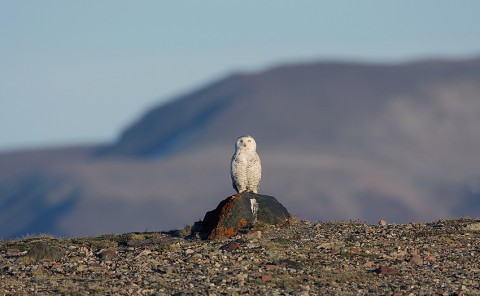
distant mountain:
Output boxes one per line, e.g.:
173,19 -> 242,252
2,57 -> 480,239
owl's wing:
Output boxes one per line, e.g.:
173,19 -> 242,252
230,155 -> 239,192
252,153 -> 262,176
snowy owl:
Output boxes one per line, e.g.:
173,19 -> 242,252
230,135 -> 262,194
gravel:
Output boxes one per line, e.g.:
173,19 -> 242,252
1,217 -> 479,295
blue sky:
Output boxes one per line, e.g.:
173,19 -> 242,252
1,1 -> 479,151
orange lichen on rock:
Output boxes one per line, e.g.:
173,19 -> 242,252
237,218 -> 248,229
219,198 -> 235,218
207,200 -> 245,239
207,225 -> 236,240
206,200 -> 252,239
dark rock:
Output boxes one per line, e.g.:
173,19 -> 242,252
25,242 -> 65,261
253,193 -> 291,225
199,193 -> 290,240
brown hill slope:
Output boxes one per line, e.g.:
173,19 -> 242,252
1,57 -> 480,238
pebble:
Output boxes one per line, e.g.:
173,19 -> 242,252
261,275 -> 272,282
76,265 -> 86,272
350,247 -> 361,254
98,249 -> 118,260
221,241 -> 242,252
409,255 -> 423,266
378,220 -> 387,226
375,265 -> 399,275
264,264 -> 279,270
247,231 -> 262,240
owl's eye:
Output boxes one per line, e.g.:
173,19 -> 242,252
248,140 -> 251,142
240,140 -> 243,143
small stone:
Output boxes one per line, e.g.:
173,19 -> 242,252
261,275 -> 273,282
393,291 -> 403,296
192,253 -> 202,259
247,231 -> 262,240
264,264 -> 279,270
409,255 -> 423,266
98,249 -> 118,260
185,249 -> 194,255
374,265 -> 399,275
236,273 -> 246,281
363,261 -> 375,268
318,242 -> 331,249
89,263 -> 101,270
221,241 -> 242,252
425,255 -> 436,263
292,289 -> 309,296
138,249 -> 152,257
350,247 -> 361,254
378,220 -> 387,226
76,265 -> 86,272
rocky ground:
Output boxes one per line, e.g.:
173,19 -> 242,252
1,217 -> 479,295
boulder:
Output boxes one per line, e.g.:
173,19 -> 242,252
25,242 -> 65,261
199,192 -> 290,240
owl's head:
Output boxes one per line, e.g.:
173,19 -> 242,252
235,135 -> 257,152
